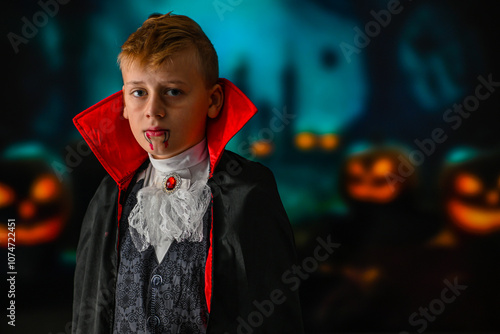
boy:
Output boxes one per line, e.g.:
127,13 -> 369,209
72,12 -> 303,334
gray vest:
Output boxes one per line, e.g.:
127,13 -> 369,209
113,178 -> 210,334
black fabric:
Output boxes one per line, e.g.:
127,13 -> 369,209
72,150 -> 304,334
72,174 -> 119,334
113,178 -> 210,334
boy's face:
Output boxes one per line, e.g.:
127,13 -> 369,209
122,48 -> 222,159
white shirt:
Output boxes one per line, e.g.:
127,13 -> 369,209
136,138 -> 210,262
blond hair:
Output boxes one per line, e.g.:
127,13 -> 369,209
118,13 -> 219,86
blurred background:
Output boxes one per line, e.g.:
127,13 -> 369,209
2,0 -> 500,333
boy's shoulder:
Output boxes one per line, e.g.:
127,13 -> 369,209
86,174 -> 119,214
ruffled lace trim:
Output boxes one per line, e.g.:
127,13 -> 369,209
127,180 -> 211,252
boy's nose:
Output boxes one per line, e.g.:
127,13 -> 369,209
145,96 -> 166,118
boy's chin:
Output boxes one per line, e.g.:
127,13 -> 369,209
148,147 -> 172,159
140,141 -> 170,158
151,153 -> 172,159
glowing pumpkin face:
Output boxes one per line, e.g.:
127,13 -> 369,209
444,155 -> 500,234
0,157 -> 71,246
342,149 -> 414,204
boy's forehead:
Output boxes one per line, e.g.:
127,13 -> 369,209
122,48 -> 203,84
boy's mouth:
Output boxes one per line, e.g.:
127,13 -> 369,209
144,129 -> 170,150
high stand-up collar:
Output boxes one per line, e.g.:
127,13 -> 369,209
73,78 -> 257,189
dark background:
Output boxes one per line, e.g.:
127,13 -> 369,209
2,0 -> 500,333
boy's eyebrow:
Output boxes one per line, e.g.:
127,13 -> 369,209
125,80 -> 145,86
124,79 -> 188,86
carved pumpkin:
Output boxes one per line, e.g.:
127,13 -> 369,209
442,152 -> 500,235
341,147 -> 416,204
0,148 -> 72,246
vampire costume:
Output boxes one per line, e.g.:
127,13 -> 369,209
71,79 -> 304,333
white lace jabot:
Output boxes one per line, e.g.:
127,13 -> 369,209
128,138 -> 211,262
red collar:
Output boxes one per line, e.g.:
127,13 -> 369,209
73,78 -> 257,188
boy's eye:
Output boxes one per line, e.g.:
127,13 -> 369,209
132,89 -> 147,97
166,89 -> 182,97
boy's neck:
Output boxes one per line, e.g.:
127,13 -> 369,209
148,138 -> 208,173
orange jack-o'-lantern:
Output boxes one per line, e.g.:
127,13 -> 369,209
442,152 -> 500,235
341,147 -> 416,204
0,151 -> 72,246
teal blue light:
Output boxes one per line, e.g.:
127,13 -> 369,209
60,250 -> 77,266
345,141 -> 372,156
445,147 -> 479,164
3,142 -> 47,159
40,21 -> 62,70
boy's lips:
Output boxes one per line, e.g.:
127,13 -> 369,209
144,129 -> 170,143
146,130 -> 168,137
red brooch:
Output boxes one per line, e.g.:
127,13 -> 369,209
163,173 -> 181,194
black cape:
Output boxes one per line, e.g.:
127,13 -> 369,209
72,150 -> 304,333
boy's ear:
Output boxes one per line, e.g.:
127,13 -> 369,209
207,83 -> 223,119
122,86 -> 129,119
